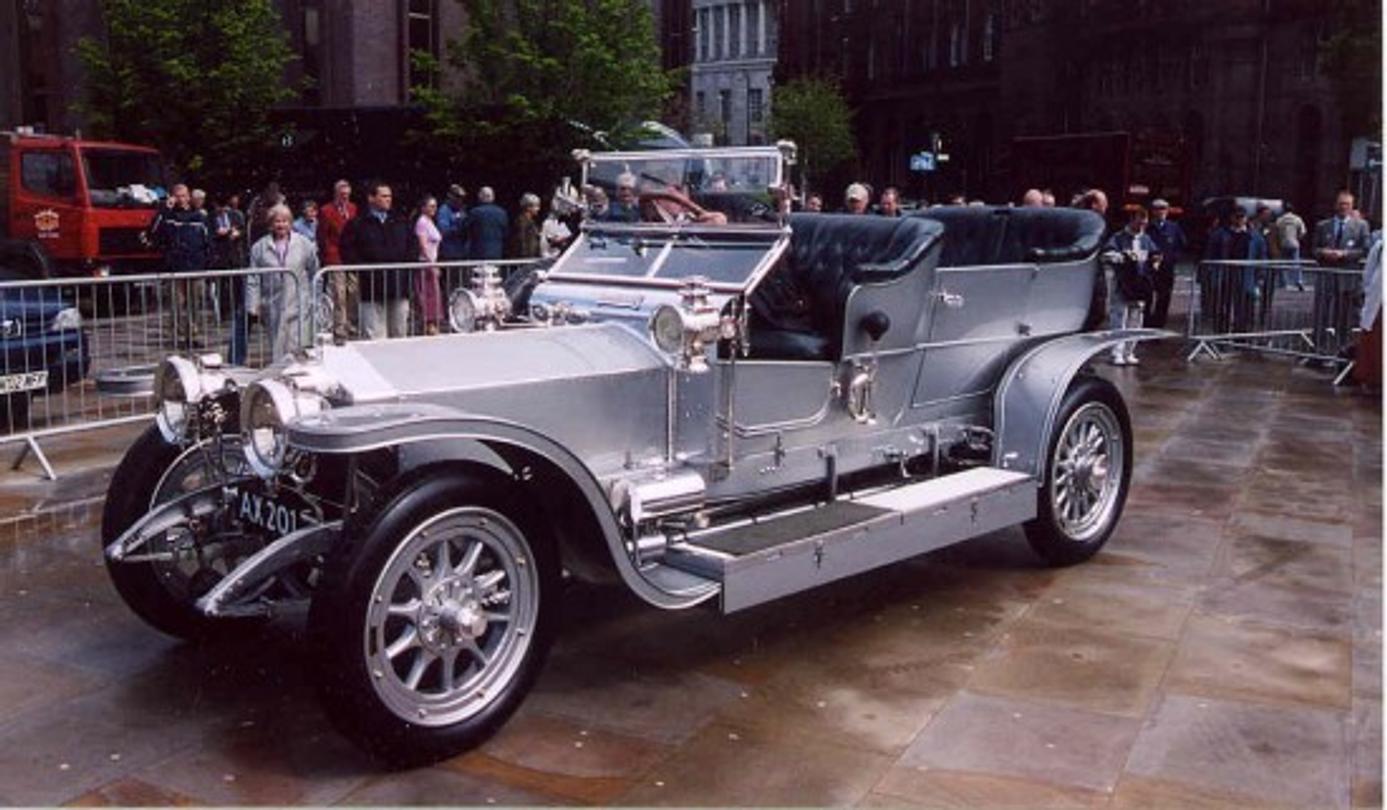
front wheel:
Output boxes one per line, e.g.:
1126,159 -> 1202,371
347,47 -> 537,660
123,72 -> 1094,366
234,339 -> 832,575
308,471 -> 557,766
1024,375 -> 1132,566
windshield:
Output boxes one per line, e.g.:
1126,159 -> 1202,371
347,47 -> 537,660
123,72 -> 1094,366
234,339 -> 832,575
581,147 -> 787,226
549,226 -> 787,291
81,149 -> 167,208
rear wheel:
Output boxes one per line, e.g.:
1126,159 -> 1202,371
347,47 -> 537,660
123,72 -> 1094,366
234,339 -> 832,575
309,471 -> 557,766
1024,375 -> 1132,566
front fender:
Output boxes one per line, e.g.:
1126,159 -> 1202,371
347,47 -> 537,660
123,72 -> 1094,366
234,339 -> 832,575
993,329 -> 1171,477
287,402 -> 717,610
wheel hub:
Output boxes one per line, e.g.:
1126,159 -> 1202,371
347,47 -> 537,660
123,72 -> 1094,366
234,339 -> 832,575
418,578 -> 488,652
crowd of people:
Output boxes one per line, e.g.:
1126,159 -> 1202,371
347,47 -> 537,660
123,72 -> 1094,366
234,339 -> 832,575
142,169 -> 1378,379
143,177 -> 569,357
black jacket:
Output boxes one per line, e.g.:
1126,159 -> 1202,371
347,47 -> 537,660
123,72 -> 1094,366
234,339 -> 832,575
148,205 -> 211,273
340,210 -> 415,301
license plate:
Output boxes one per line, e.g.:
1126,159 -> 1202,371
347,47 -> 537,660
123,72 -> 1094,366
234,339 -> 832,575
234,487 -> 317,538
0,371 -> 48,394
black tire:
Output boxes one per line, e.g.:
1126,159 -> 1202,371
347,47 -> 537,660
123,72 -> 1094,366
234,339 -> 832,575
100,425 -> 265,640
0,393 -> 31,434
308,469 -> 558,767
1023,375 -> 1132,566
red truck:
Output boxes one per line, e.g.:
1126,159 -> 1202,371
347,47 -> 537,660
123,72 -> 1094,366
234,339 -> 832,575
0,130 -> 169,278
1009,131 -> 1193,220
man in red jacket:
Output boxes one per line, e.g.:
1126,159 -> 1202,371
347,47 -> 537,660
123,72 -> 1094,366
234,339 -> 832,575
318,179 -> 359,340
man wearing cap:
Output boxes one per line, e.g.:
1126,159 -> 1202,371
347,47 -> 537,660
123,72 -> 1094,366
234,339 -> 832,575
1204,205 -> 1268,333
437,184 -> 469,262
1145,199 -> 1187,328
844,183 -> 869,214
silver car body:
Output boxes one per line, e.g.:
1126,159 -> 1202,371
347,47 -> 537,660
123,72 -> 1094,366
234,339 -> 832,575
111,145 -> 1162,618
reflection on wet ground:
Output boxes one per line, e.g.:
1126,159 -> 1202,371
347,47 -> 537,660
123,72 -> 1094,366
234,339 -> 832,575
0,342 -> 1378,807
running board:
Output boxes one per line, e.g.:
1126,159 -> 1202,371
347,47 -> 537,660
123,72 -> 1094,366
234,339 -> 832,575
663,467 -> 1036,613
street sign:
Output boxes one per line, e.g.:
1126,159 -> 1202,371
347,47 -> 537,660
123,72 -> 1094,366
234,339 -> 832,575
910,152 -> 936,172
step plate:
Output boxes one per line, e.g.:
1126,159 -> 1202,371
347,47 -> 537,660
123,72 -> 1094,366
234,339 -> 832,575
693,501 -> 890,557
665,468 -> 1037,613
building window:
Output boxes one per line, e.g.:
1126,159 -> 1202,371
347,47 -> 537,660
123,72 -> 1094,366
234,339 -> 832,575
697,90 -> 707,121
405,0 -> 439,96
729,3 -> 741,58
748,87 -> 764,124
747,1 -> 761,57
867,39 -> 877,80
301,3 -> 323,105
981,11 -> 996,62
948,20 -> 965,67
713,5 -> 723,60
720,88 -> 732,123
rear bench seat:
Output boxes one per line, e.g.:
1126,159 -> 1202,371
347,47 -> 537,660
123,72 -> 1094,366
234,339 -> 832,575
913,206 -> 1106,267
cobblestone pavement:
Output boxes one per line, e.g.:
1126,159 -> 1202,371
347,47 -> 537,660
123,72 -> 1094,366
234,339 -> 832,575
0,342 -> 1378,807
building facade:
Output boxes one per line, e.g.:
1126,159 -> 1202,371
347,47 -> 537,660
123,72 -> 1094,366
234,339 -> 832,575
0,0 -> 468,134
777,0 -> 1379,218
690,0 -> 778,145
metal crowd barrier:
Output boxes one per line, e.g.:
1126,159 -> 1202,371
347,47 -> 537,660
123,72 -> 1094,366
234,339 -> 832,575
312,259 -> 544,339
0,267 -> 303,478
1185,259 -> 1366,382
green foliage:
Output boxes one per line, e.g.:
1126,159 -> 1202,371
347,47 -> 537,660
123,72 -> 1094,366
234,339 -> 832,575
416,0 -> 675,183
768,78 -> 857,192
76,0 -> 297,185
1319,0 -> 1382,135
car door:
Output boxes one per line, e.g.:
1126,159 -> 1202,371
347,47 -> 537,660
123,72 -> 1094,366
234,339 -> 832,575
11,146 -> 84,265
912,263 -> 1038,407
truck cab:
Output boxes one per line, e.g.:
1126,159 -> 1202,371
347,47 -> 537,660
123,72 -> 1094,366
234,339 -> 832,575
0,130 -> 168,278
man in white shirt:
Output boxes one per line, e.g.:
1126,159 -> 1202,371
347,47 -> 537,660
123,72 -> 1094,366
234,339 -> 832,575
1274,203 -> 1307,289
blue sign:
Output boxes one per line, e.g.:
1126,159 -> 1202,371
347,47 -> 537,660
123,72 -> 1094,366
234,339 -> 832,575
910,152 -> 936,172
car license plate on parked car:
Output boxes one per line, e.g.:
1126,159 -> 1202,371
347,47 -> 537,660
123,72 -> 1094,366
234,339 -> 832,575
0,371 -> 48,394
234,487 -> 317,538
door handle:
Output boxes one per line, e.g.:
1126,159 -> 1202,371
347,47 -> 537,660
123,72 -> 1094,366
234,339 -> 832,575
935,291 -> 965,309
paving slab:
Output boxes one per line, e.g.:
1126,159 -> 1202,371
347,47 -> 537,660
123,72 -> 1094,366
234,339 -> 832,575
1124,693 -> 1350,809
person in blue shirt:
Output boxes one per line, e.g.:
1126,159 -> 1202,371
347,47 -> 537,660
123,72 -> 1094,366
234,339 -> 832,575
465,186 -> 509,261
1101,207 -> 1162,365
292,200 -> 318,242
1145,198 -> 1186,328
437,184 -> 469,261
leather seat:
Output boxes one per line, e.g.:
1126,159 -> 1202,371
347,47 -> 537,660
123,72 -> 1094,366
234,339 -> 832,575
749,214 -> 943,361
913,206 -> 1104,266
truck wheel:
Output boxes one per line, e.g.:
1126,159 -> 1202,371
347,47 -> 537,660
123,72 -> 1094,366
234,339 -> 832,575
0,394 -> 31,433
308,471 -> 557,766
100,425 -> 265,640
1023,375 -> 1132,566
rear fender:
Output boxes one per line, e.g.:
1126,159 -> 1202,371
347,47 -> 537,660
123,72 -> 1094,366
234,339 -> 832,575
993,329 -> 1170,478
289,403 -> 716,610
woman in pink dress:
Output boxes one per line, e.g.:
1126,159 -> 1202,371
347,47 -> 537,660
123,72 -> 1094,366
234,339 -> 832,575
414,195 -> 444,335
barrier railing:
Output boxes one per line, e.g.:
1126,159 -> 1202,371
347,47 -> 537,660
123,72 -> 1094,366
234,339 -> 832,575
312,259 -> 544,340
1185,259 -> 1366,381
0,267 -> 303,478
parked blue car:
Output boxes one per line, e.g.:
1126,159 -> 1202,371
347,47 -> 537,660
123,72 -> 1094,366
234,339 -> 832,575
0,270 -> 89,429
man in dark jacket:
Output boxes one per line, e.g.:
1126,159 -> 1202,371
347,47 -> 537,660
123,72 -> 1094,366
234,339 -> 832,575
1145,198 -> 1187,328
339,181 -> 414,338
1204,206 -> 1269,333
466,186 -> 509,261
147,183 -> 211,348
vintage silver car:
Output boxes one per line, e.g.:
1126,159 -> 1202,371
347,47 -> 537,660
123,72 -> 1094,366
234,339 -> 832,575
102,144 -> 1160,764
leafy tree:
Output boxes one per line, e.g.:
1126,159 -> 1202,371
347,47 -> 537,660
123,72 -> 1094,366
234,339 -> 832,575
76,0 -> 296,186
769,78 -> 857,194
1319,0 -> 1382,135
414,0 -> 675,188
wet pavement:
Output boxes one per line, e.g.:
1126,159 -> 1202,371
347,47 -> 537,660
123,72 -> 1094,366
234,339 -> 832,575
0,342 -> 1378,807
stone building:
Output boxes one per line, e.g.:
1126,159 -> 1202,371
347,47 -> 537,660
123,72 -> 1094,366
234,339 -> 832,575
777,0 -> 1379,218
690,0 -> 778,145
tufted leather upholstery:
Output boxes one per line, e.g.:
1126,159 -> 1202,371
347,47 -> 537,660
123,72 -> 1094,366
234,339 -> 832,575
748,214 -> 943,360
913,206 -> 1105,266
